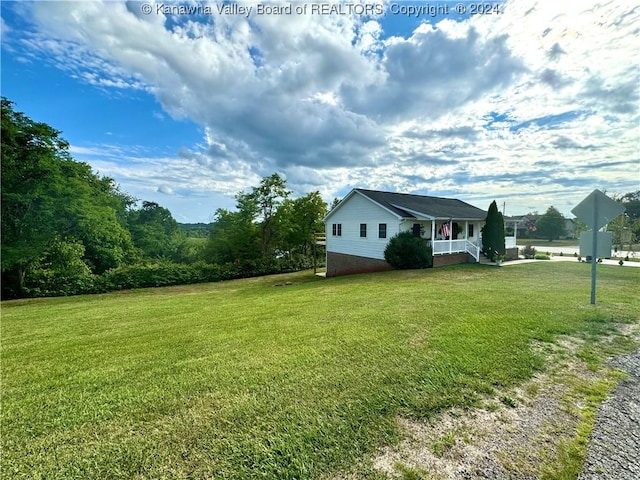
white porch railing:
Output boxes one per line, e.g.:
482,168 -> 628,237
431,239 -> 481,261
430,236 -> 513,262
466,240 -> 480,262
432,239 -> 467,254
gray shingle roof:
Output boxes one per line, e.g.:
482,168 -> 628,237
356,189 -> 487,220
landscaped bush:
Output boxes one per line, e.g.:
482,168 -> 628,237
520,245 -> 537,259
17,257 -> 316,299
534,253 -> 551,260
384,231 -> 433,269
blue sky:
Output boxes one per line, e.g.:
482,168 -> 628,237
2,1 -> 638,223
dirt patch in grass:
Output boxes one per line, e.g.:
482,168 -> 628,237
372,326 -> 639,480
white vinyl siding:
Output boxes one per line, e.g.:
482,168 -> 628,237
467,221 -> 481,241
325,193 -> 399,260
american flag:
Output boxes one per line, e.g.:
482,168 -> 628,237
441,223 -> 450,238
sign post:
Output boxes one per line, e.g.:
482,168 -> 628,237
571,190 -> 625,304
590,200 -> 598,304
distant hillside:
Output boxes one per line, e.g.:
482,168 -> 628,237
178,223 -> 213,238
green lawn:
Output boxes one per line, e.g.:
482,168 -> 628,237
2,263 -> 638,479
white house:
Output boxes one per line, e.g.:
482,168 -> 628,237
323,188 -> 489,277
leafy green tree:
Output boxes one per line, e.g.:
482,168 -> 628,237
536,206 -> 566,242
608,191 -> 639,249
173,238 -> 207,264
620,191 -> 640,219
248,173 -> 291,257
178,223 -> 213,238
277,192 -> 327,256
482,200 -> 505,260
1,97 -> 71,293
205,207 -> 260,264
571,218 -> 588,240
384,231 -> 432,269
27,237 -> 93,295
59,168 -> 136,273
620,191 -> 640,245
127,201 -> 183,259
1,98 -> 135,296
205,176 -> 324,263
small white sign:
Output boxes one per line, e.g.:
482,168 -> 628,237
579,231 -> 613,258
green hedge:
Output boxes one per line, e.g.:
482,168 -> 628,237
21,257 -> 314,298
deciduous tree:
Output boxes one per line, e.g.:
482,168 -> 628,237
1,98 -> 135,296
277,191 -> 327,256
128,201 -> 183,259
248,173 -> 291,257
536,206 -> 566,242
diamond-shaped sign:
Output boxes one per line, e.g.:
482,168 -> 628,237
571,189 -> 625,230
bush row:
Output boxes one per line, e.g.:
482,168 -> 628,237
22,257 -> 315,298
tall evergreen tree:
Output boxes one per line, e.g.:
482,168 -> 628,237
482,200 -> 505,261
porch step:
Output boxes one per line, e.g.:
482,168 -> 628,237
478,255 -> 494,265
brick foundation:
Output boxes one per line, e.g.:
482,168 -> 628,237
326,251 -> 475,277
432,253 -> 474,267
326,252 -> 393,277
506,247 -> 519,261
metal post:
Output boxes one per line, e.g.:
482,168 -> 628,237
591,199 -> 598,305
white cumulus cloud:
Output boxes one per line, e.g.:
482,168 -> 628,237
3,0 -> 638,219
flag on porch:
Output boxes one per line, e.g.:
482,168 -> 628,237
441,223 -> 450,238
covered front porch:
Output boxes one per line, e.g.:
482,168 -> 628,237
401,218 -> 518,263
400,218 -> 483,262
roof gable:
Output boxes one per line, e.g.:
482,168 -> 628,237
323,189 -> 404,222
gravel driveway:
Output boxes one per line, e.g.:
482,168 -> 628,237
579,347 -> 640,479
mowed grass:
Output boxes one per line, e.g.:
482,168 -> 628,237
2,263 -> 638,479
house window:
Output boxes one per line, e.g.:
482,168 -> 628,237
468,224 -> 474,238
332,223 -> 342,236
378,223 -> 387,239
360,223 -> 367,237
412,223 -> 421,237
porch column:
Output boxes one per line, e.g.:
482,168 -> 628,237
448,219 -> 452,253
431,220 -> 435,243
465,220 -> 468,240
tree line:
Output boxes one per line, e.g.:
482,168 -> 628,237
1,98 -> 327,299
4,97 -> 636,297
